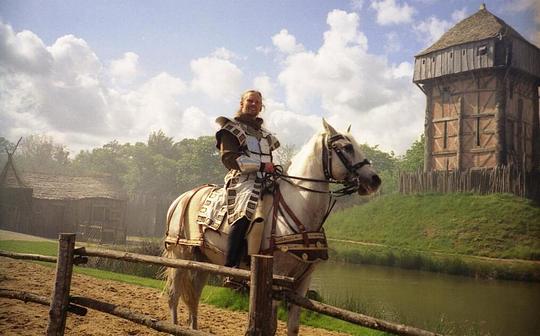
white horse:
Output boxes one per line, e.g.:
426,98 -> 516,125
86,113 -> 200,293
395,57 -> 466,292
163,119 -> 381,335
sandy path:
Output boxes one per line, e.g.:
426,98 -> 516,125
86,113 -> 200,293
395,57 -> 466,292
0,258 -> 349,335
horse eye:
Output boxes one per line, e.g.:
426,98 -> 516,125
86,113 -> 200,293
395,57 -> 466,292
344,144 -> 354,153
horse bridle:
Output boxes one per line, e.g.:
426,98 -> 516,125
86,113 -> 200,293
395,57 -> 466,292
322,133 -> 371,184
272,132 -> 372,196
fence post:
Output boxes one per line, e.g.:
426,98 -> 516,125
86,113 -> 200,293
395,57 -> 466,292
46,233 -> 77,336
246,255 -> 274,336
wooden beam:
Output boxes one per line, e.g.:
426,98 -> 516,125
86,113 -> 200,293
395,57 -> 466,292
0,250 -> 57,263
424,88 -> 433,172
70,296 -> 210,336
75,246 -> 295,288
276,290 -> 442,336
46,233 -> 76,336
246,255 -> 274,336
0,288 -> 87,316
457,96 -> 463,170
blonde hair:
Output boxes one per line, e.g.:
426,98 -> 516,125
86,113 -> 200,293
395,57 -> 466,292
235,90 -> 265,116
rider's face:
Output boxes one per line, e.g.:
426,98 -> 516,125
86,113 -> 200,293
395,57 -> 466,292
240,93 -> 262,117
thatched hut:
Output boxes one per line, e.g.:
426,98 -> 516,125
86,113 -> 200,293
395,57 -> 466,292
413,4 -> 540,172
0,155 -> 127,243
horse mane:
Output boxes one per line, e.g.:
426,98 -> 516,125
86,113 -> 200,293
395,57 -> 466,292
287,130 -> 326,177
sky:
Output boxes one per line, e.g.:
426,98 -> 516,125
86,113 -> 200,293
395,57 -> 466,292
0,0 -> 538,157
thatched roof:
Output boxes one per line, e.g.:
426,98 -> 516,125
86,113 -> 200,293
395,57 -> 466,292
417,5 -> 533,56
3,172 -> 127,201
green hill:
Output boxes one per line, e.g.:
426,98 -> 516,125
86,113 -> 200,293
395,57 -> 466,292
325,193 -> 540,261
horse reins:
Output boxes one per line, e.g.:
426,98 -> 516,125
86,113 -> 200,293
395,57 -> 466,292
269,133 -> 372,197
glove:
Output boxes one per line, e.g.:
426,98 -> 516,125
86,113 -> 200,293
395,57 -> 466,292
261,162 -> 275,173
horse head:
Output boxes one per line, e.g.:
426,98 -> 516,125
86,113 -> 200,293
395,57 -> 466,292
322,119 -> 381,195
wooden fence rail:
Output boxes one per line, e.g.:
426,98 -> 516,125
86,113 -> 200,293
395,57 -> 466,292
74,246 -> 295,288
0,250 -> 57,263
0,288 -> 87,316
0,235 -> 442,336
70,295 -> 211,336
277,290 -> 442,336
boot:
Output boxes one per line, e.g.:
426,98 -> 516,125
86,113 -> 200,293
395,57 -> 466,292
224,217 -> 249,268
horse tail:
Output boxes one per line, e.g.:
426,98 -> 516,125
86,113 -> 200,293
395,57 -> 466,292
161,244 -> 204,314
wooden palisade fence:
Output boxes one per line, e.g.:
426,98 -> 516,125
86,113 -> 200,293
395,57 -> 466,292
399,165 -> 540,201
0,233 -> 443,336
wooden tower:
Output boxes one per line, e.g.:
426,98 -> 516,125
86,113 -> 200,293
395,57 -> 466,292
413,4 -> 540,172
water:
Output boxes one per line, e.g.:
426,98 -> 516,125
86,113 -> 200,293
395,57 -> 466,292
311,262 -> 540,336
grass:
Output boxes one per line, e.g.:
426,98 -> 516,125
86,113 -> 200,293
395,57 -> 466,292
0,239 -> 389,335
323,193 -> 540,280
325,193 -> 540,260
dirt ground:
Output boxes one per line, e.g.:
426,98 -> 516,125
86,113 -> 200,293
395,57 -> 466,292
0,257 -> 348,336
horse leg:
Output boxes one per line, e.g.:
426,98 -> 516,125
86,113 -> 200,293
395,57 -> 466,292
181,269 -> 209,329
166,266 -> 182,325
164,245 -> 189,325
164,245 -> 208,329
287,273 -> 313,336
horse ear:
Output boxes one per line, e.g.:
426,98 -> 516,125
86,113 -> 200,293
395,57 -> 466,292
322,118 -> 337,135
346,124 -> 351,133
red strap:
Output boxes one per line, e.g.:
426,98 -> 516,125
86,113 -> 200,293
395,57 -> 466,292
278,192 -> 310,247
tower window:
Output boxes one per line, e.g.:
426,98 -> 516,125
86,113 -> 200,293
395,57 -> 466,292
477,45 -> 488,56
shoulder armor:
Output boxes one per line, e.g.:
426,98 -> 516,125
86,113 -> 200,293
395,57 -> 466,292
215,116 -> 247,147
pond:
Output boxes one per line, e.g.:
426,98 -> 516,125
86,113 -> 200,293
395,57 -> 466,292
310,262 -> 540,335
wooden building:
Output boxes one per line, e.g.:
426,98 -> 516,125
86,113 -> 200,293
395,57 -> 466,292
413,4 -> 540,172
0,155 -> 127,243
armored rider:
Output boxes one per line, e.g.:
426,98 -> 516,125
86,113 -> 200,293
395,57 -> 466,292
215,90 -> 280,268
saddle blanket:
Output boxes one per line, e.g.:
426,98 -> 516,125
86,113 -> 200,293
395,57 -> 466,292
196,186 -> 228,231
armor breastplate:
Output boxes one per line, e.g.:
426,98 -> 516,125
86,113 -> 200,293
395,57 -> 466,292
245,133 -> 272,164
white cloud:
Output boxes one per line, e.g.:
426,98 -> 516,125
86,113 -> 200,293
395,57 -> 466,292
108,52 -> 139,85
413,16 -> 453,45
414,8 -> 469,46
370,0 -> 416,25
272,9 -> 423,153
253,75 -> 276,99
190,56 -> 243,101
0,21 -> 221,153
180,106 -> 215,138
272,29 -> 304,54
451,8 -> 467,22
47,35 -> 101,86
211,47 -> 240,60
0,23 -> 52,75
255,45 -> 272,55
392,62 -> 413,78
504,0 -> 540,40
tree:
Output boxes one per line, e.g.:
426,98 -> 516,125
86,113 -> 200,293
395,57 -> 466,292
0,137 -> 15,168
14,135 -> 71,174
399,134 -> 425,173
72,140 -> 130,182
274,144 -> 297,171
148,130 -> 176,159
175,136 -> 225,191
